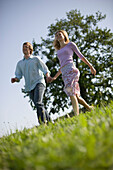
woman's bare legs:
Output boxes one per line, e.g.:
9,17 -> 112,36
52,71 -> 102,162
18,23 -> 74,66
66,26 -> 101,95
76,94 -> 93,111
70,96 -> 79,116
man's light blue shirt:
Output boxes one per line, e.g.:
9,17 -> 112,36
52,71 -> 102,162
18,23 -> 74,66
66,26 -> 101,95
15,55 -> 50,92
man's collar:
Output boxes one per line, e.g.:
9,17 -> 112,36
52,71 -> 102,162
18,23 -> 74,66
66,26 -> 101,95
23,55 -> 32,60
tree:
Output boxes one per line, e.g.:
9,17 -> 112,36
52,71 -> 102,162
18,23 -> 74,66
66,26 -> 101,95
23,9 -> 113,114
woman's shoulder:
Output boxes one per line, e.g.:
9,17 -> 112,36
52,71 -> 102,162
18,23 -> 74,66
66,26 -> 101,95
68,41 -> 76,46
68,42 -> 78,49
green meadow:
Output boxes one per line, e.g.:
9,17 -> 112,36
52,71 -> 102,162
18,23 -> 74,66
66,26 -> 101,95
0,101 -> 113,170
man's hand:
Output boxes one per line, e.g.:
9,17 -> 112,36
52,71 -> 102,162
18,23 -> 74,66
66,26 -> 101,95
11,78 -> 19,83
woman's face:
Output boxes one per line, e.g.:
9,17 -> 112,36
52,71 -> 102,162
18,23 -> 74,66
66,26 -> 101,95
55,31 -> 65,42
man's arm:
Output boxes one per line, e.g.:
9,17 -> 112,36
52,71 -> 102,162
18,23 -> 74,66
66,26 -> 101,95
36,56 -> 52,83
11,61 -> 23,83
36,56 -> 50,75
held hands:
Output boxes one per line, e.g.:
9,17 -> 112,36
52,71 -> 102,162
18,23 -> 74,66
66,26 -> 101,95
46,76 -> 56,83
46,69 -> 61,83
46,76 -> 52,83
46,72 -> 52,83
46,72 -> 57,83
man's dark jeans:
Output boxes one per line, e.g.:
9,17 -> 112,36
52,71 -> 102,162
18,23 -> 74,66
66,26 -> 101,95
29,83 -> 50,123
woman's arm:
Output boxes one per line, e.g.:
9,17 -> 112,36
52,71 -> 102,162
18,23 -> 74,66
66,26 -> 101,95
49,69 -> 61,83
71,42 -> 96,76
53,69 -> 61,79
81,57 -> 96,76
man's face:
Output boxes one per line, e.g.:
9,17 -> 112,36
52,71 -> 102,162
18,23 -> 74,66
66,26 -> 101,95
23,44 -> 31,55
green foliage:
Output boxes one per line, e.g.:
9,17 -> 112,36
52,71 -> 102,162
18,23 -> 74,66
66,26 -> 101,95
30,9 -> 113,114
0,101 -> 113,169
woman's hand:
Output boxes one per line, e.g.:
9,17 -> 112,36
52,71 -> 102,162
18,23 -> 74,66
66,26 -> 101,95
90,66 -> 96,76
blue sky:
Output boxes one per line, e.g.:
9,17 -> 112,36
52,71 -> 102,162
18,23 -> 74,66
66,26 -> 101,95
0,0 -> 113,137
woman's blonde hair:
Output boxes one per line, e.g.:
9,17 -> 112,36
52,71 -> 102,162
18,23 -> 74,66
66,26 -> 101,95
53,30 -> 70,50
23,42 -> 33,54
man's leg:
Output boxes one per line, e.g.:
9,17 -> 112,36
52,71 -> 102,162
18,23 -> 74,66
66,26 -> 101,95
34,83 -> 47,123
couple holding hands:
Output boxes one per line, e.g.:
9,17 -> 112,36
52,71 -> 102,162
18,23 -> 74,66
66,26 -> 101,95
11,30 -> 96,124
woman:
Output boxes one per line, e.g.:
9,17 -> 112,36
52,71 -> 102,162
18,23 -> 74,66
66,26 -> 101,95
50,30 -> 96,116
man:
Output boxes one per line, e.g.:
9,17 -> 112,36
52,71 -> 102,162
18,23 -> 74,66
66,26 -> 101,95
11,42 -> 52,124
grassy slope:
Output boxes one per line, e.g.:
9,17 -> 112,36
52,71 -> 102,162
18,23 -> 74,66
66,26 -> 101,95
0,101 -> 113,170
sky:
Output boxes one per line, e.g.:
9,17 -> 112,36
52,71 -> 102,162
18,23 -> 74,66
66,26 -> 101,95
0,0 -> 113,137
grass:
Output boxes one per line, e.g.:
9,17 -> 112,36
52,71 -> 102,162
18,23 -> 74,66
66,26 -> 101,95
0,101 -> 113,170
